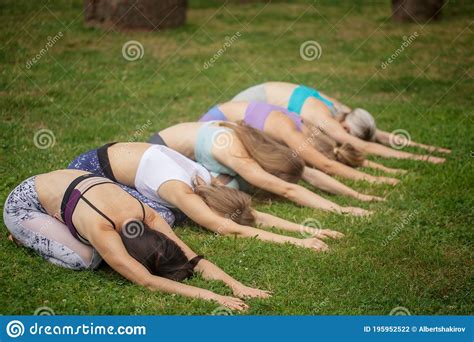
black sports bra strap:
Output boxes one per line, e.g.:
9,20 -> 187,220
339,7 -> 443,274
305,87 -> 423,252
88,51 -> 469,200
82,179 -> 146,228
80,195 -> 117,230
60,173 -> 97,221
81,181 -> 115,196
97,142 -> 118,182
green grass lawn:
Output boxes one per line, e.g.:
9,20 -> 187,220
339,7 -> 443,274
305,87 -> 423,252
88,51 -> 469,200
1,0 -> 473,315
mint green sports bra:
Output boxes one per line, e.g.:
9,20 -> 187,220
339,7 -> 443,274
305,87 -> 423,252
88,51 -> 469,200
195,122 -> 237,177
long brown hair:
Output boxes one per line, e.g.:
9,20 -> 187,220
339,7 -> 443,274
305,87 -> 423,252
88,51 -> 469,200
307,125 -> 365,167
219,122 -> 305,183
120,223 -> 194,281
194,180 -> 255,226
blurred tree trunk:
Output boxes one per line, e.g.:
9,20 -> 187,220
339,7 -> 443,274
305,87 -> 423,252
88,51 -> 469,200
84,0 -> 187,31
392,0 -> 444,22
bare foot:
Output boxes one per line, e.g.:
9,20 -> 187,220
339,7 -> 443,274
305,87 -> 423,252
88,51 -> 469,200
8,234 -> 23,247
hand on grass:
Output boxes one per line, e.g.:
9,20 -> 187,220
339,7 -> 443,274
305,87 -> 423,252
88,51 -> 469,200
426,156 -> 446,164
232,285 -> 272,299
214,295 -> 249,311
386,168 -> 408,175
357,193 -> 386,202
427,146 -> 451,154
375,176 -> 399,186
313,229 -> 344,240
340,207 -> 372,216
437,147 -> 451,154
299,238 -> 329,252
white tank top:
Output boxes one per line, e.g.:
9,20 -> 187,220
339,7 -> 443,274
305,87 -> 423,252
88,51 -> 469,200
135,145 -> 212,207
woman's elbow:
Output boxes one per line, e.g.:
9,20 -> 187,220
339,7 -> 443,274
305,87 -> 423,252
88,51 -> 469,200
111,261 -> 151,288
281,183 -> 297,201
320,160 -> 336,174
140,277 -> 156,290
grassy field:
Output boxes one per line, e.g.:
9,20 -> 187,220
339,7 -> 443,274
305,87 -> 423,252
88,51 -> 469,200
0,0 -> 473,315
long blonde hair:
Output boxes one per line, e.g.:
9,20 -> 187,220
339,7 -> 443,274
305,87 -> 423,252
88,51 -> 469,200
194,180 -> 255,226
306,124 -> 365,167
220,121 -> 305,183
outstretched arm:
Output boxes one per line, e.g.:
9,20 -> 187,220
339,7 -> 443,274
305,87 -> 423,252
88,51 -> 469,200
226,156 -> 371,216
144,201 -> 270,299
283,128 -> 399,185
362,160 -> 407,175
325,119 -> 446,164
253,210 -> 344,242
162,182 -> 328,251
375,129 -> 451,154
194,259 -> 271,299
88,226 -> 248,311
302,167 -> 385,202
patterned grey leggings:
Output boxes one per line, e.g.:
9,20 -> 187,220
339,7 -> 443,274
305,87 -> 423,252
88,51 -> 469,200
3,176 -> 102,270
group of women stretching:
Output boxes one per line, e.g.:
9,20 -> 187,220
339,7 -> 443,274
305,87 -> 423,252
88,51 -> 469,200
4,82 -> 450,311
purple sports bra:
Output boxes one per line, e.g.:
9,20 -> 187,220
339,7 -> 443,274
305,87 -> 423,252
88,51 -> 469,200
60,174 -> 145,245
199,102 -> 303,132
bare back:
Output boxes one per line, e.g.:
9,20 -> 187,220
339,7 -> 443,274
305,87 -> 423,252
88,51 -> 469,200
159,121 -> 251,172
107,142 -> 150,186
264,82 -> 335,129
219,101 -> 300,146
218,102 -> 247,121
265,82 -> 298,107
36,169 -> 145,241
159,122 -> 203,159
